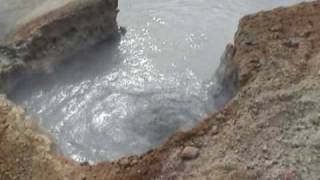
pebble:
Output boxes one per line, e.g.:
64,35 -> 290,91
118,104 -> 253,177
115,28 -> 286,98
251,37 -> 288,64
119,26 -> 127,35
180,146 -> 199,160
299,30 -> 311,37
270,24 -> 282,32
262,144 -> 268,152
80,161 -> 90,166
119,157 -> 130,166
283,39 -> 300,48
130,159 -> 138,166
211,125 -> 219,136
266,160 -> 278,168
80,174 -> 87,180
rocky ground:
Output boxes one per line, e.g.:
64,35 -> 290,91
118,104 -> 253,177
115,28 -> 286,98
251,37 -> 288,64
1,1 -> 320,180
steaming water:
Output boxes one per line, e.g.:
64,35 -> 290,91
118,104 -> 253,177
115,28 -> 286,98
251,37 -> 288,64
2,0 -> 308,163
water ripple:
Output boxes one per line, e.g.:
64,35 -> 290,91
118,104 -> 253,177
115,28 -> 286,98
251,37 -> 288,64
8,0 -> 310,163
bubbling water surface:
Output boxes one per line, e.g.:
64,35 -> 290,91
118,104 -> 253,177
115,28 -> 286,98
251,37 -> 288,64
3,0 -> 309,162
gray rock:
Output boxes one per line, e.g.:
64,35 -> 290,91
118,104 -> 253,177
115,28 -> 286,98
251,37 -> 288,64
283,38 -> 300,48
270,24 -> 282,32
2,0 -> 119,73
0,0 -> 119,93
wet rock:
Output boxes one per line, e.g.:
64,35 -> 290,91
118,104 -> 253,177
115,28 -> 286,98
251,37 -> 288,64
2,0 -> 119,74
212,44 -> 239,109
0,0 -> 120,94
119,26 -> 127,36
180,146 -> 199,160
80,162 -> 90,166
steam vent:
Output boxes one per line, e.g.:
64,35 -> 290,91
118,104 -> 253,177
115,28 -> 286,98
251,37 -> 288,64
0,0 -> 319,179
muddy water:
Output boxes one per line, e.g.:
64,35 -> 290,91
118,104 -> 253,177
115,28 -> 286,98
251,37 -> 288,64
4,0 -> 309,163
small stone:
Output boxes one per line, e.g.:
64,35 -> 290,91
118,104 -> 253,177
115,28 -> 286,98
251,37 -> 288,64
256,122 -> 265,129
262,144 -> 268,152
80,161 -> 90,166
266,160 -> 278,168
291,142 -> 300,148
283,39 -> 300,48
119,26 -> 127,35
211,125 -> 219,136
299,30 -> 311,37
180,146 -> 199,160
119,157 -> 130,166
244,40 -> 255,46
79,174 -> 87,180
130,159 -> 138,166
247,162 -> 256,170
236,135 -> 241,141
270,24 -> 282,32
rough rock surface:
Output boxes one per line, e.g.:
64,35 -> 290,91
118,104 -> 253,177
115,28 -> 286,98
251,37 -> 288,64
0,0 -> 119,93
0,95 -> 82,180
1,1 -> 320,180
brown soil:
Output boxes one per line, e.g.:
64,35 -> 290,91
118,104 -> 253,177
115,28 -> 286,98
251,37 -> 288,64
1,1 -> 320,180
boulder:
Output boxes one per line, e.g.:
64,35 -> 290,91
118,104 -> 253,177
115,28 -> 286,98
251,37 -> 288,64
1,0 -> 119,73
